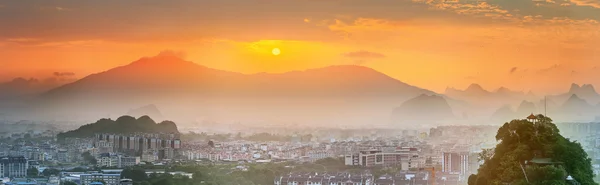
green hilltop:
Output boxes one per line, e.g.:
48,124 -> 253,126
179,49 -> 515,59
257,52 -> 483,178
469,114 -> 596,185
57,115 -> 179,141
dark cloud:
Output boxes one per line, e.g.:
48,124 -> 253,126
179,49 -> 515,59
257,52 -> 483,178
343,50 -> 386,59
53,72 -> 75,77
510,67 -> 518,74
537,64 -> 560,74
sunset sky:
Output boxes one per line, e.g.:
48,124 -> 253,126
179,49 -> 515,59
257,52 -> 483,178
1,0 -> 599,94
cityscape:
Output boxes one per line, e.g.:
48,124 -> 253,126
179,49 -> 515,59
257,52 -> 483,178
0,115 -> 599,184
2,0 -> 600,185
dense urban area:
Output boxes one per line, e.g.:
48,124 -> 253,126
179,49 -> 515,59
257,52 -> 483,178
0,114 -> 597,185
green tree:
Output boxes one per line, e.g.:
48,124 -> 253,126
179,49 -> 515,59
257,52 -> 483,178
469,115 -> 597,185
63,181 -> 78,185
121,167 -> 148,182
27,167 -> 39,177
82,151 -> 97,165
43,168 -> 61,176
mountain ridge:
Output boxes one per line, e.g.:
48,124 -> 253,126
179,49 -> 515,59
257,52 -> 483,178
30,52 -> 436,125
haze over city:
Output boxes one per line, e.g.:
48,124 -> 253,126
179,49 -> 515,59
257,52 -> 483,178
1,1 -> 600,185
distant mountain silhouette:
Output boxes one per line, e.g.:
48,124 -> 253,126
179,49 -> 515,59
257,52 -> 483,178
496,87 -> 526,98
445,84 -> 533,120
445,84 -> 529,102
489,101 -> 538,123
445,84 -> 490,98
548,83 -> 600,105
516,100 -> 537,118
554,94 -> 596,121
391,94 -> 455,124
490,105 -> 515,122
127,104 -> 164,121
57,115 -> 178,141
34,51 -> 435,125
0,77 -> 76,119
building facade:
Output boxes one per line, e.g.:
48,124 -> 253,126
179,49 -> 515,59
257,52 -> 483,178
0,156 -> 29,178
94,133 -> 181,160
345,148 -> 421,169
80,173 -> 120,185
442,152 -> 469,175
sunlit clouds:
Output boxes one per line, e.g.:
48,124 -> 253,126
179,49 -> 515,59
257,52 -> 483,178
1,0 -> 600,94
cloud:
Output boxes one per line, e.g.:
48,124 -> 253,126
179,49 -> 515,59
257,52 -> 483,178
40,6 -> 71,11
304,18 -> 311,23
6,38 -> 38,42
53,72 -> 75,77
343,50 -> 386,58
537,64 -> 560,74
156,50 -> 187,59
510,67 -> 518,74
411,0 -> 514,21
570,0 -> 600,8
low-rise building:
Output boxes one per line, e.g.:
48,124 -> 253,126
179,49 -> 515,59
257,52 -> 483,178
80,173 -> 120,185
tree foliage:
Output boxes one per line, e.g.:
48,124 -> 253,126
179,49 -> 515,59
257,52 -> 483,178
82,151 -> 98,165
469,115 -> 596,185
121,167 -> 148,182
42,168 -> 60,177
63,181 -> 77,185
58,115 -> 179,141
27,167 -> 39,177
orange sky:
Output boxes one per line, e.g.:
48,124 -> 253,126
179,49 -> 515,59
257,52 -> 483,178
1,0 -> 600,94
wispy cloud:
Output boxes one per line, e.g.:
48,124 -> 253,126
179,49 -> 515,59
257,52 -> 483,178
40,6 -> 71,11
510,67 -> 518,74
570,0 -> 600,8
6,38 -> 38,42
53,72 -> 75,77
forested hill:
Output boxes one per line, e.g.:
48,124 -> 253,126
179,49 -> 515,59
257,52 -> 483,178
469,114 -> 596,185
57,115 -> 179,140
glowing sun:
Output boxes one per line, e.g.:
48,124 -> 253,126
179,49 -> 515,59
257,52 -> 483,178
272,48 -> 281,56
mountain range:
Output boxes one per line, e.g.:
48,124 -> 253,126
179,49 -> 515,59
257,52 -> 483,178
391,94 -> 455,124
2,51 -> 600,125
445,84 -> 537,106
24,52 -> 439,125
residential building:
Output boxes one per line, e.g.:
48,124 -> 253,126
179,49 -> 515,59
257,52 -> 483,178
118,156 -> 140,168
442,152 -> 469,175
0,156 -> 28,178
345,147 -> 421,169
97,153 -> 119,167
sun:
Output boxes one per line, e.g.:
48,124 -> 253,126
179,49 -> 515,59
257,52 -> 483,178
272,48 -> 281,56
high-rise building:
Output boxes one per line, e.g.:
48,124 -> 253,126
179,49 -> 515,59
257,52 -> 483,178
0,156 -> 29,178
442,152 -> 469,175
94,133 -> 180,159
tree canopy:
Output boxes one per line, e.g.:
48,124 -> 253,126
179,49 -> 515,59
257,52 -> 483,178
469,114 -> 596,185
57,115 -> 179,141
